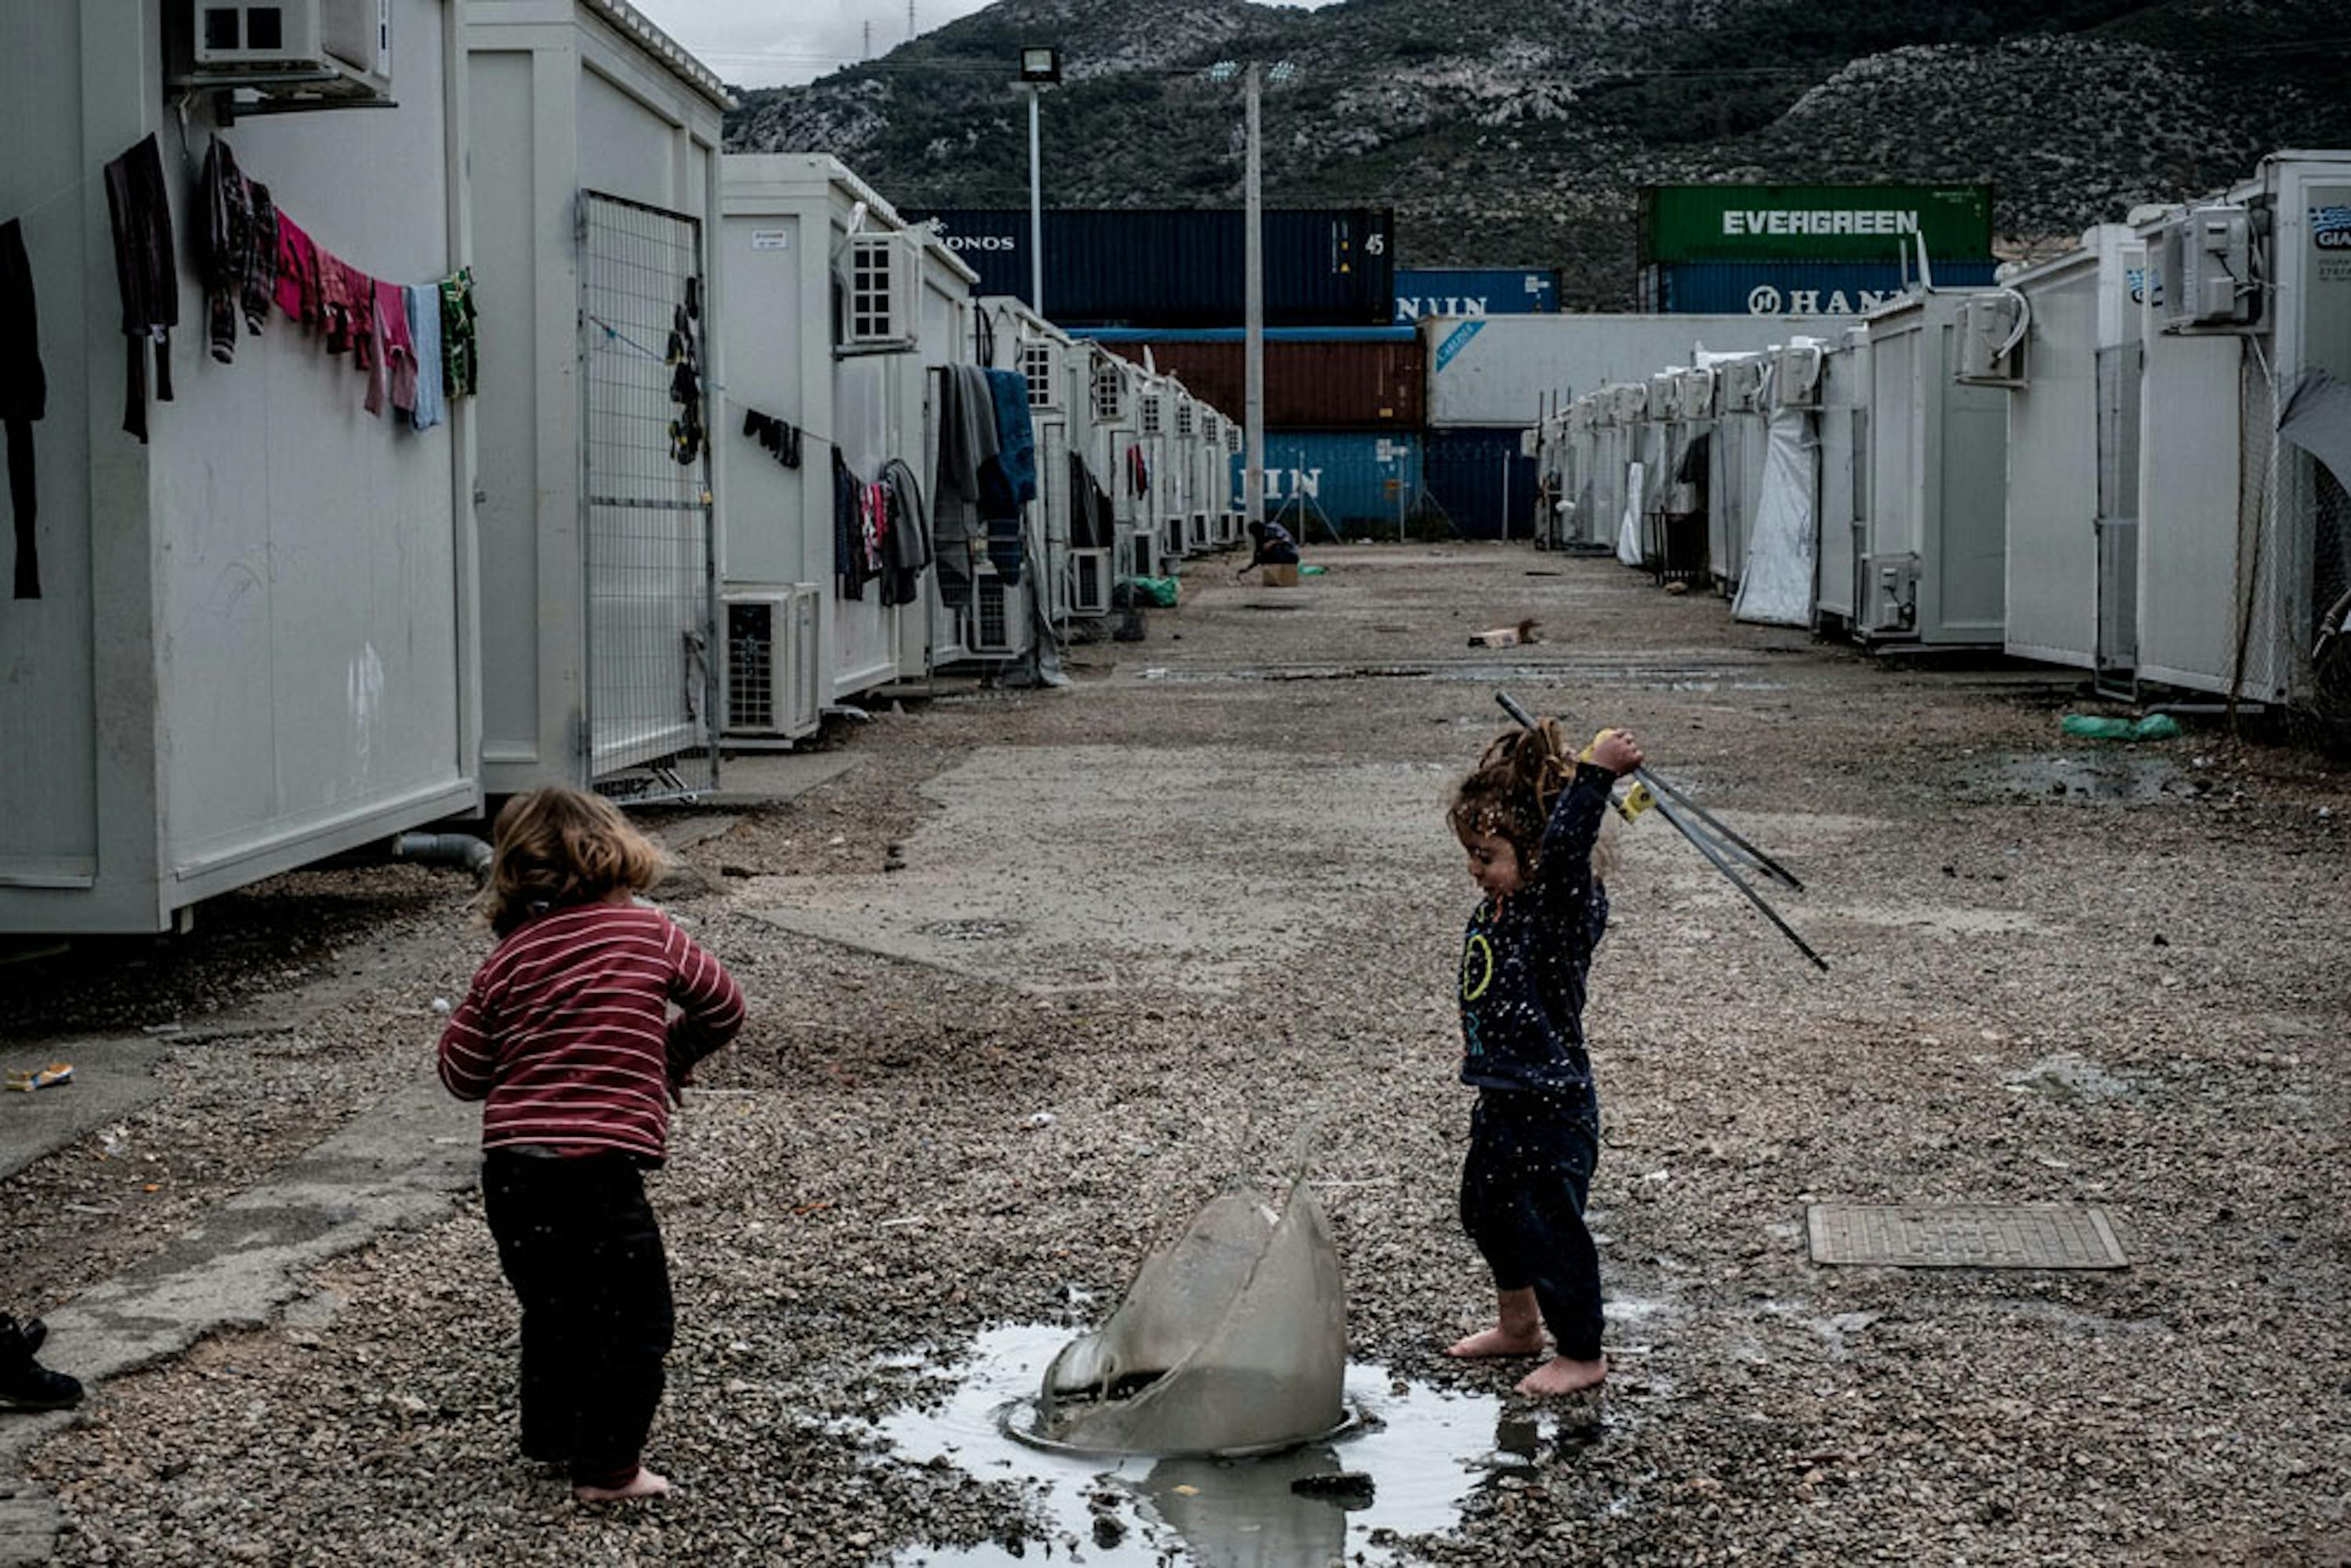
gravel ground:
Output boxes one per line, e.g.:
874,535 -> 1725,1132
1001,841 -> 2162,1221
8,542 -> 2350,1566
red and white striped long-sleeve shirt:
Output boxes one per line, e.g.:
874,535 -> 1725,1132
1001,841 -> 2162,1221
437,902 -> 746,1162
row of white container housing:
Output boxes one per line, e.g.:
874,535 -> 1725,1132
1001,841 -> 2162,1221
1533,150 -> 2351,716
0,0 -> 1237,933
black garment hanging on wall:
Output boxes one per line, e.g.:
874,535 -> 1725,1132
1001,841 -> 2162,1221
102,134 -> 177,442
0,219 -> 44,599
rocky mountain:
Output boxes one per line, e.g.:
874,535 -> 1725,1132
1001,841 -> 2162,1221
725,0 -> 2351,309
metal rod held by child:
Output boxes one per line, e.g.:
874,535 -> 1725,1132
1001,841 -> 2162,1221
1494,690 -> 1828,972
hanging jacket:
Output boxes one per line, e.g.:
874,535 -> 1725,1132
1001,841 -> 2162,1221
984,369 -> 1038,506
198,136 -> 276,365
0,219 -> 45,599
101,135 -> 176,442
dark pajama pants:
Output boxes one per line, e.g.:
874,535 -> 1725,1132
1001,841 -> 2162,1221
482,1150 -> 675,1490
1458,1084 -> 1604,1363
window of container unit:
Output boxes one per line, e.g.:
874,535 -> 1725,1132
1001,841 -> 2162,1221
1140,395 -> 1162,436
1022,340 -> 1057,407
1176,400 -> 1195,436
1092,360 -> 1124,422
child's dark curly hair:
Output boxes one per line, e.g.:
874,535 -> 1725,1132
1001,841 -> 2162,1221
1448,720 -> 1617,878
479,787 -> 668,935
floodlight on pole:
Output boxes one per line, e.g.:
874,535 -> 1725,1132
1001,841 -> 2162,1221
1018,45 -> 1061,316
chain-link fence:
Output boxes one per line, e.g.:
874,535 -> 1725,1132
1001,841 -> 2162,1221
577,190 -> 719,801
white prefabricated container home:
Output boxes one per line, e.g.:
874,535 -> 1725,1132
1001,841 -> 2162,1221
1961,225 -> 2146,680
715,154 -> 977,729
0,0 -> 478,934
466,0 -> 727,796
1853,289 -> 2011,647
2132,151 -> 2351,709
1421,312 -> 1852,429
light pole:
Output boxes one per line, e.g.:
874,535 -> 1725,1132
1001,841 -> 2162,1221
1208,59 -> 1295,537
1017,46 -> 1060,318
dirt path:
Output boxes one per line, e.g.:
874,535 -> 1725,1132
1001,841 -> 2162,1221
5,543 -> 2347,1566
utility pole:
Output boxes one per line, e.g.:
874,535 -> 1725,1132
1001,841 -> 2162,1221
1028,85 -> 1044,317
1244,60 -> 1265,535
907,0 -> 916,45
862,19 -> 872,58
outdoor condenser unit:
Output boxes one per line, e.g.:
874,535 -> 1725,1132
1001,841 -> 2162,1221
1955,292 -> 2031,386
1770,345 -> 1824,410
1070,549 -> 1114,615
188,0 -> 393,97
1223,423 -> 1243,454
1648,371 -> 1682,422
1130,528 -> 1158,578
1718,358 -> 1766,414
1020,339 -> 1058,407
839,233 -> 921,353
2156,205 -> 2258,331
1860,553 -> 1920,636
722,587 -> 821,740
1608,384 -> 1649,422
1176,400 -> 1196,437
1677,367 -> 1718,421
1139,393 -> 1164,436
969,576 -> 1036,658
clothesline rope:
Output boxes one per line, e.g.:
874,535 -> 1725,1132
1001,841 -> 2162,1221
584,310 -> 849,455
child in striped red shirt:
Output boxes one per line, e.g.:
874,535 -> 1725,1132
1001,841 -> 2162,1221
438,787 -> 744,1501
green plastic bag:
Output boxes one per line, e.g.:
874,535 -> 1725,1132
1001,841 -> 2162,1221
1126,574 -> 1180,608
1299,564 -> 1328,577
2059,713 -> 2183,742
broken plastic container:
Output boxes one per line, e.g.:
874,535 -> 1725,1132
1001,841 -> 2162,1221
1031,1180 -> 1348,1458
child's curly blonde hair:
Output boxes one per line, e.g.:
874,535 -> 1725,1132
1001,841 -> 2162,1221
479,787 -> 668,935
1448,719 -> 1619,881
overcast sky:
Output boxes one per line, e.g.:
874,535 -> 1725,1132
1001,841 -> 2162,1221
631,1 -> 1340,89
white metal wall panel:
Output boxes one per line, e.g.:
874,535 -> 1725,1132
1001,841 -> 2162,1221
2135,331 -> 2246,694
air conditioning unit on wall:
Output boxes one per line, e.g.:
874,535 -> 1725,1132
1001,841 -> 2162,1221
185,0 -> 393,100
1770,345 -> 1824,409
970,576 -> 1036,658
723,587 -> 822,740
2157,205 -> 2258,332
839,233 -> 920,353
1070,548 -> 1114,616
1954,293 -> 2030,386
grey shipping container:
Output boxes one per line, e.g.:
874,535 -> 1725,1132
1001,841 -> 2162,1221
1092,330 -> 1424,430
903,208 -> 1394,328
1421,313 -> 1854,429
1639,260 -> 1997,315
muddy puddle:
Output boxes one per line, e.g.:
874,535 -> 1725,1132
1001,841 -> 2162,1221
876,1324 -> 1606,1566
1970,751 -> 2187,804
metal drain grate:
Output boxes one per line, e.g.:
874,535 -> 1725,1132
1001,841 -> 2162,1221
1806,1204 -> 2128,1269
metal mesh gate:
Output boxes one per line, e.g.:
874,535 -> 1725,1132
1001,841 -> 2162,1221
578,190 -> 719,800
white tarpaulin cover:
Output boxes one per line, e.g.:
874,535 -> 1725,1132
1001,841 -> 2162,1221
1617,460 -> 1646,567
1734,406 -> 1819,626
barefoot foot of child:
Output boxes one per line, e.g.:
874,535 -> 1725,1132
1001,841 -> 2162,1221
1447,1325 -> 1545,1359
1516,1355 -> 1607,1397
575,1467 -> 670,1503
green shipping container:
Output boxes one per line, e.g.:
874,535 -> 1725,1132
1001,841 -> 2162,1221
1640,184 -> 1993,264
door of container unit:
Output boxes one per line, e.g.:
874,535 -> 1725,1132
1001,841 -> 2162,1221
0,0 -> 480,935
1424,429 -> 1539,540
1706,358 -> 1770,595
2133,155 -> 2351,710
1992,230 -> 2146,675
1815,329 -> 1872,626
1860,293 -> 2009,646
469,1 -> 727,798
1238,433 -> 1423,540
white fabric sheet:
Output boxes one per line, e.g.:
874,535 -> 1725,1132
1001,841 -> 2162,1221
1617,460 -> 1646,567
1733,407 -> 1819,626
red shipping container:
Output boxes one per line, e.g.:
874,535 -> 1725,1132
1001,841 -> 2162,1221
1102,337 -> 1423,431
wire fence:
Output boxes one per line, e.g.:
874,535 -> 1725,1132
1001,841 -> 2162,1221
578,190 -> 719,801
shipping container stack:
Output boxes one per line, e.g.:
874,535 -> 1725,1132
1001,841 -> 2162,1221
1636,184 -> 1999,317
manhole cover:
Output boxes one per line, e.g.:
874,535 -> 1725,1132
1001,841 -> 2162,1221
1806,1204 -> 2128,1269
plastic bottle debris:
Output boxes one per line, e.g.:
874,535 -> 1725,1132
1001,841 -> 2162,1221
2059,714 -> 2183,742
4,1063 -> 72,1092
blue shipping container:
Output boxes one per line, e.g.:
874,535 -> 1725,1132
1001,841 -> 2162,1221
1641,260 -> 1998,315
902,208 -> 1394,328
1230,432 -> 1424,538
1423,428 -> 1539,541
1394,267 -> 1561,322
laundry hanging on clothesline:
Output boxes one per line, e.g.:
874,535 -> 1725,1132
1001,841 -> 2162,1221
667,276 -> 705,466
741,407 -> 803,469
1,219 -> 45,599
102,134 -> 176,443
